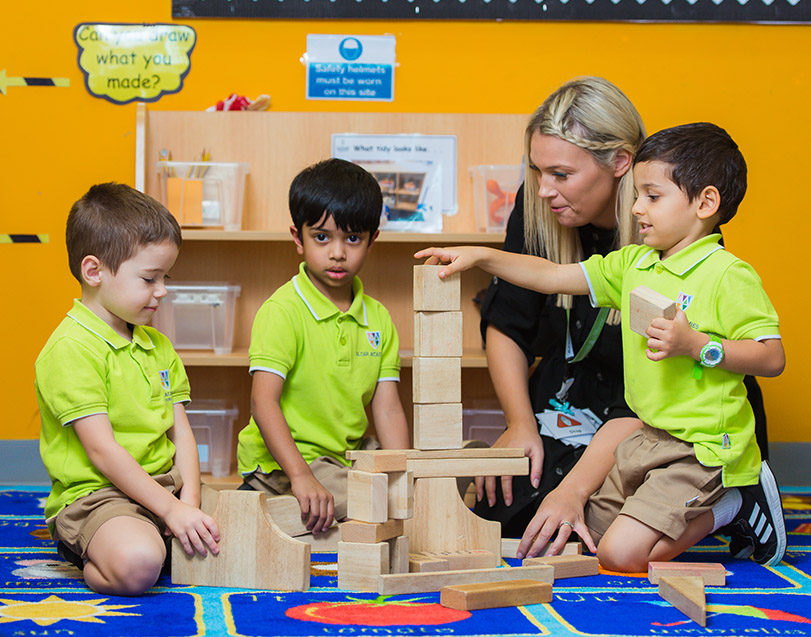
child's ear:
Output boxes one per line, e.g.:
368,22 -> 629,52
80,255 -> 103,287
696,185 -> 721,220
367,229 -> 380,248
289,224 -> 304,255
612,149 -> 633,178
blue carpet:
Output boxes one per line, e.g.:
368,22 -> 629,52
1,487 -> 810,636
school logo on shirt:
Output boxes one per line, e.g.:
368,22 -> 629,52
366,331 -> 381,349
159,370 -> 171,392
677,292 -> 693,312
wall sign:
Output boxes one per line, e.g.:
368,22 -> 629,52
74,23 -> 196,104
306,35 -> 395,102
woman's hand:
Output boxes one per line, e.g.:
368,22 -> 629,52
413,246 -> 490,278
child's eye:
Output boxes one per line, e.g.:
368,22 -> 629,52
647,195 -> 659,202
347,235 -> 362,244
142,277 -> 155,284
314,233 -> 328,242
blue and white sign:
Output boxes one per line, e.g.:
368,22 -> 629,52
305,34 -> 395,102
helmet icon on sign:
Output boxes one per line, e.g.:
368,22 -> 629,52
339,37 -> 363,61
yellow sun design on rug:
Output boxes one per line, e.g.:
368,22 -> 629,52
0,595 -> 139,626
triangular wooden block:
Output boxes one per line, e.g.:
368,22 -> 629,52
658,575 -> 706,626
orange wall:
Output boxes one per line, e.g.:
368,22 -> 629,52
1,2 -> 808,441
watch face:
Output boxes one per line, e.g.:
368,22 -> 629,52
702,342 -> 724,367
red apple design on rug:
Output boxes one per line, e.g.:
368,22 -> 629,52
286,595 -> 471,625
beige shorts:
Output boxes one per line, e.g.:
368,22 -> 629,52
585,425 -> 727,541
50,466 -> 183,561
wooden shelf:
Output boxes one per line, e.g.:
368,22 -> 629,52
178,348 -> 488,368
181,229 -> 506,244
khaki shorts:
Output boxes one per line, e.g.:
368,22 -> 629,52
50,466 -> 183,561
585,425 -> 726,541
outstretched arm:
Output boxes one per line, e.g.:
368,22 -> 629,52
370,381 -> 411,449
414,246 -> 589,296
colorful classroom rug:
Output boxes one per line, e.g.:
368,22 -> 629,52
2,486 -> 811,637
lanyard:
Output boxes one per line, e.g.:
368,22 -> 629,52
565,307 -> 610,363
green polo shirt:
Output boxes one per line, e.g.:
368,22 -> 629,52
36,299 -> 190,521
581,234 -> 780,487
238,262 -> 401,475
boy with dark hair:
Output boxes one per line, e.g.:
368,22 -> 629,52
416,123 -> 786,571
36,183 -> 219,596
237,159 -> 410,535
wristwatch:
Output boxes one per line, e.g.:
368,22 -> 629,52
699,334 -> 724,368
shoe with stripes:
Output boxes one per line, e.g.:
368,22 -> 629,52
722,460 -> 786,566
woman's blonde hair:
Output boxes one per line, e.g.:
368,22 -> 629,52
523,76 -> 646,317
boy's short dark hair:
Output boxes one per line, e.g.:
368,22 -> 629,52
66,182 -> 182,284
635,122 -> 747,225
289,158 -> 383,235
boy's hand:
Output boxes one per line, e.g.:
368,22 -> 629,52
163,501 -> 220,557
644,309 -> 704,361
476,425 -> 544,508
290,474 -> 335,535
413,246 -> 487,279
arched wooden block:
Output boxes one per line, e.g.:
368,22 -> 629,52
403,477 -> 500,568
171,489 -> 310,591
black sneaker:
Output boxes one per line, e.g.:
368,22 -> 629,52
722,460 -> 786,566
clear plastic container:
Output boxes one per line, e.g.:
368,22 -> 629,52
462,409 -> 507,445
469,164 -> 523,232
156,161 -> 249,231
186,400 -> 238,477
152,282 -> 241,354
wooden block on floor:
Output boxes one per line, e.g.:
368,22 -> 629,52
629,285 -> 677,337
406,456 -> 528,479
409,552 -> 450,572
404,448 -> 524,459
502,539 -> 582,559
414,265 -> 460,312
440,579 -> 553,611
346,450 -> 408,473
337,541 -> 390,592
171,489 -> 310,591
413,550 -> 495,572
389,535 -> 410,574
413,403 -> 463,450
387,470 -> 414,519
379,563 -> 555,595
347,470 -> 389,523
413,357 -> 461,404
298,526 -> 341,553
658,576 -> 706,626
648,561 -> 726,586
414,311 -> 463,357
341,519 -> 404,543
522,555 -> 599,579
266,494 -> 337,538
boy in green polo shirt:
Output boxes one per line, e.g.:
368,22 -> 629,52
416,122 -> 786,571
35,183 -> 220,596
237,159 -> 410,536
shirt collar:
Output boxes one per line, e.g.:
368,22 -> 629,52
292,262 -> 368,326
67,299 -> 155,350
634,234 -> 725,277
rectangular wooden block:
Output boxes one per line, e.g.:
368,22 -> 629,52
341,519 -> 404,544
629,285 -> 677,337
337,541 -> 389,592
412,550 -> 495,572
389,535 -> 410,574
413,403 -> 463,450
503,539 -> 581,559
414,265 -> 460,311
413,357 -> 461,404
648,561 -> 726,586
407,456 -> 529,479
387,470 -> 414,519
347,450 -> 408,473
659,576 -> 706,626
440,579 -> 553,611
379,564 -> 555,595
409,553 -> 450,572
522,555 -> 599,579
347,470 -> 389,523
414,311 -> 463,357
404,448 -> 524,459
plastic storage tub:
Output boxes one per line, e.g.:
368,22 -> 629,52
469,164 -> 522,232
157,161 -> 249,231
152,282 -> 241,354
462,409 -> 507,445
186,400 -> 238,477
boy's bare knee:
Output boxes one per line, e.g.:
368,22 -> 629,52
596,530 -> 650,573
87,543 -> 164,595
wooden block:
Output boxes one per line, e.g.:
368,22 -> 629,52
347,470 -> 389,523
648,561 -> 726,586
338,541 -> 389,592
413,265 -> 460,311
522,555 -> 599,579
413,549 -> 495,571
298,526 -> 341,553
409,553 -> 450,572
502,539 -> 581,559
266,494 -> 329,538
413,357 -> 461,404
387,470 -> 414,519
406,456 -> 528,479
402,448 -> 524,459
440,579 -> 553,611
413,403 -> 463,450
379,563 -> 555,595
658,576 -> 706,626
171,490 -> 310,591
341,519 -> 404,543
389,535 -> 410,574
629,285 -> 677,337
346,450 -> 408,473
414,311 -> 463,357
